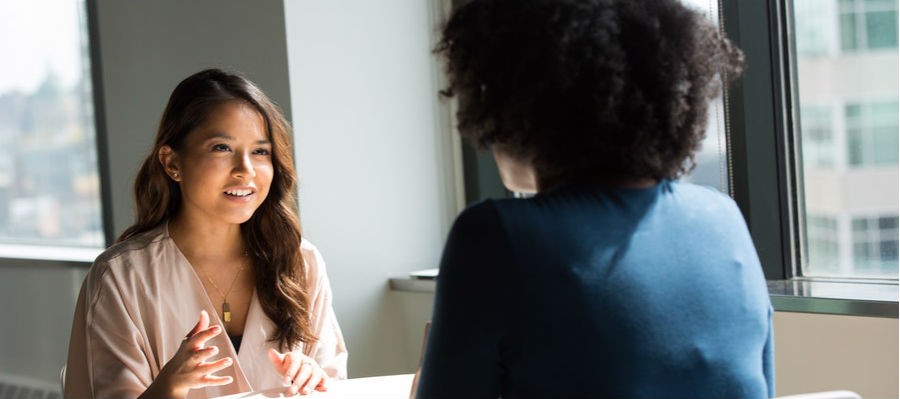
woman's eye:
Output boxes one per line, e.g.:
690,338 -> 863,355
253,148 -> 271,156
212,144 -> 231,152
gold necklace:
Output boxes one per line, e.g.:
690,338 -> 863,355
198,254 -> 248,323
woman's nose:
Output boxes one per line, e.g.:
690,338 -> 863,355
232,152 -> 257,179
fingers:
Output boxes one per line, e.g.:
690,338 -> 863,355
196,356 -> 234,376
185,325 -> 222,351
200,374 -> 234,387
288,360 -> 320,395
188,356 -> 234,389
282,354 -> 303,384
310,367 -> 327,393
187,310 -> 210,337
315,373 -> 329,392
268,349 -> 326,396
267,348 -> 287,374
191,345 -> 220,364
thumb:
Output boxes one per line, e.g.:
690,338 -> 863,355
268,348 -> 287,372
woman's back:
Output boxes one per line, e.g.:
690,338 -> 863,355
418,181 -> 773,397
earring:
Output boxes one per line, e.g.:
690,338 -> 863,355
172,172 -> 179,179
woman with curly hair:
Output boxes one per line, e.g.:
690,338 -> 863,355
65,69 -> 347,398
417,0 -> 773,397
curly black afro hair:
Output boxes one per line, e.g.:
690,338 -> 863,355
435,0 -> 744,181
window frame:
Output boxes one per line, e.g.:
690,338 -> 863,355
0,0 -> 112,265
87,0 -> 115,248
722,0 -> 898,318
721,0 -> 800,281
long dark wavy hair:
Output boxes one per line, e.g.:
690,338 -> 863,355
436,0 -> 744,182
118,68 -> 316,350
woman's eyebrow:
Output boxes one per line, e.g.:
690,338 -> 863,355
202,133 -> 270,145
203,132 -> 235,141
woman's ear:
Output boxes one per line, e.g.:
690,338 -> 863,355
158,145 -> 181,181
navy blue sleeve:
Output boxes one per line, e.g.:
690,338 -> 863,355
416,201 -> 512,398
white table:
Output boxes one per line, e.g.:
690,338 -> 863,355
213,374 -> 415,399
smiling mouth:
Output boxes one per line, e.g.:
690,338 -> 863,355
224,189 -> 254,197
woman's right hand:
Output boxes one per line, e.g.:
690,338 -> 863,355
140,310 -> 234,399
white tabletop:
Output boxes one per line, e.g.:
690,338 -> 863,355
211,374 -> 415,399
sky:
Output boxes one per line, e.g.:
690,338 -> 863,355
0,0 -> 83,93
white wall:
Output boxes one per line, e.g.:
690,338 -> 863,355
774,311 -> 898,398
283,0 -> 459,377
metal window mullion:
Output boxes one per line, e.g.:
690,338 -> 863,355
721,0 -> 799,280
86,0 -> 115,247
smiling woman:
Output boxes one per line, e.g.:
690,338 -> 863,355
158,101 -> 274,226
64,69 -> 348,399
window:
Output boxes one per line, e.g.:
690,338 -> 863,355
846,101 -> 899,167
792,0 -> 898,279
795,0 -> 837,57
852,215 -> 899,277
717,0 -> 898,287
0,0 -> 104,251
800,106 -> 836,168
807,215 -> 841,274
678,0 -> 730,194
839,0 -> 898,51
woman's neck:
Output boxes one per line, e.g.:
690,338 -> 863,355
167,215 -> 245,262
536,172 -> 659,193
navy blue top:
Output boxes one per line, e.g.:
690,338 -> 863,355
417,180 -> 774,398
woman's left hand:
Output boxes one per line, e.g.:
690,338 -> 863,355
267,348 -> 328,395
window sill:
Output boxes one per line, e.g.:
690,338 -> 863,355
0,244 -> 101,264
767,278 -> 898,319
389,273 -> 899,319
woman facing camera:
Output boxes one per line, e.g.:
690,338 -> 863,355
65,69 -> 347,398
417,0 -> 773,398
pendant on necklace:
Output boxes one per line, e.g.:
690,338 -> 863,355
223,302 -> 232,323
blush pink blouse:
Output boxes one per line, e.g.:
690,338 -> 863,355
64,224 -> 348,398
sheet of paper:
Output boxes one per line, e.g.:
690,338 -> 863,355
210,374 -> 415,399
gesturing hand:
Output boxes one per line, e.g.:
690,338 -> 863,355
267,348 -> 328,395
140,310 -> 234,399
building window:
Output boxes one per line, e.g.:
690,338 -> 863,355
846,101 -> 899,167
852,215 -> 899,276
839,0 -> 899,51
807,215 -> 841,274
800,106 -> 836,168
794,0 -> 837,57
792,0 -> 898,279
0,0 -> 104,251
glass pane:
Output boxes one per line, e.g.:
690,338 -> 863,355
846,128 -> 865,165
878,216 -> 898,229
0,0 -> 103,249
881,240 -> 899,261
792,0 -> 899,279
800,106 -> 835,167
840,12 -> 859,50
677,0 -> 729,194
866,11 -> 899,48
873,127 -> 899,163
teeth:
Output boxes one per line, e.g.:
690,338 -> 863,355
225,189 -> 252,197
